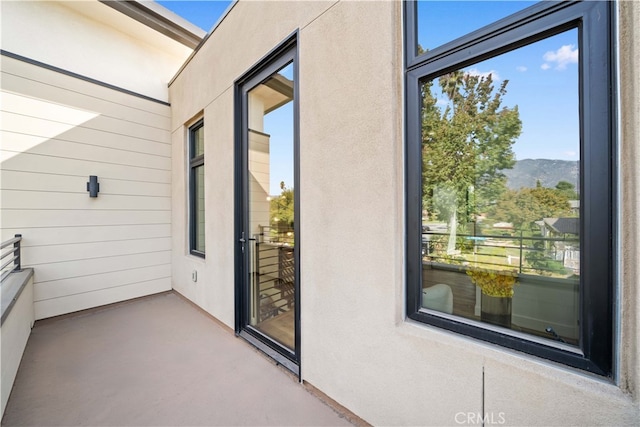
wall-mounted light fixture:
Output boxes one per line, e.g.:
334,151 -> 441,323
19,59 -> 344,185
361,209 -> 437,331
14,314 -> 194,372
87,175 -> 100,197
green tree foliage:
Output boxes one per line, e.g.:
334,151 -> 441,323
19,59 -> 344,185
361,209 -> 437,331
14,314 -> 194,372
555,180 -> 578,200
490,186 -> 572,229
525,242 -> 569,276
270,181 -> 294,229
422,72 -> 522,226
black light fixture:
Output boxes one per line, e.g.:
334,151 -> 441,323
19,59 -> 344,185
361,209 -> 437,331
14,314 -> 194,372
87,175 -> 100,197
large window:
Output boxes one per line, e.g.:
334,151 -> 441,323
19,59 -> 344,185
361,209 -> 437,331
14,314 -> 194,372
189,119 -> 205,257
405,1 -> 614,376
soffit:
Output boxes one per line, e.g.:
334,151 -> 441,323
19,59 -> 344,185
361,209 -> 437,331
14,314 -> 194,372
252,75 -> 294,114
60,0 -> 201,55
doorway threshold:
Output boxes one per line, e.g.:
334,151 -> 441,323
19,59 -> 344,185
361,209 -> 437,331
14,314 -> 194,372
238,329 -> 299,377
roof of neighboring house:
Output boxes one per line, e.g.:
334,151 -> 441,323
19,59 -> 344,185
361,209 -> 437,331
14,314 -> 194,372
543,217 -> 580,235
493,222 -> 514,229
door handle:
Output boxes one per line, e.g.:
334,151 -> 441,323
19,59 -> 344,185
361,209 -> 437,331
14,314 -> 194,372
239,232 -> 246,253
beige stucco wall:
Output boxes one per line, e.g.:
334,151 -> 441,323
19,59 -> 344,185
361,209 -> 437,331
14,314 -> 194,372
169,0 -> 335,328
0,1 -> 192,102
169,1 -> 639,425
618,0 -> 640,401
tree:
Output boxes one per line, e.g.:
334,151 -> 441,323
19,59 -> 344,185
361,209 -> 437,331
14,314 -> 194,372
490,187 -> 571,229
422,72 -> 522,231
555,180 -> 578,200
270,181 -> 294,229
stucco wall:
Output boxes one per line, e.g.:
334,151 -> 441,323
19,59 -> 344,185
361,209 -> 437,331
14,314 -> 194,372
618,0 -> 640,401
169,1 -> 639,425
169,0 -> 335,328
0,1 -> 192,102
0,55 -> 173,320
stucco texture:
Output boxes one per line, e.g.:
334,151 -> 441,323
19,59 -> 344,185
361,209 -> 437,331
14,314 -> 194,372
168,0 -> 639,425
618,0 -> 640,404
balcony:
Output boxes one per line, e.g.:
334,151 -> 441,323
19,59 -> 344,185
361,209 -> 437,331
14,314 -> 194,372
1,291 -> 355,426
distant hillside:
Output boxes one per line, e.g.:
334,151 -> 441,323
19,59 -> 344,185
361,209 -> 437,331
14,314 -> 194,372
502,159 -> 579,190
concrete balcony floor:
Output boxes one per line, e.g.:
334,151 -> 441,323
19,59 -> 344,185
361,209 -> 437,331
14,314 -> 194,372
2,292 -> 354,426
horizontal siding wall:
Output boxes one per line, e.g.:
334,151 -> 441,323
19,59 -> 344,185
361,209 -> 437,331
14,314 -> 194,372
0,55 -> 172,319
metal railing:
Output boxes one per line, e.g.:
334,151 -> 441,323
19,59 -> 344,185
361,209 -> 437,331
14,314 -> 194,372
254,242 -> 294,322
251,226 -> 295,323
1,234 -> 23,281
423,231 -> 580,277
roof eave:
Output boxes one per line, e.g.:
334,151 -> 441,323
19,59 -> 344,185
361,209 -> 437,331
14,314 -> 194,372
99,0 -> 206,49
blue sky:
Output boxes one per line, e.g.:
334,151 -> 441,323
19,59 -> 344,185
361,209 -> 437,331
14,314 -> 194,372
426,29 -> 580,161
417,1 -> 538,50
418,1 -> 579,161
158,0 -> 579,185
263,64 -> 295,194
157,1 -> 231,32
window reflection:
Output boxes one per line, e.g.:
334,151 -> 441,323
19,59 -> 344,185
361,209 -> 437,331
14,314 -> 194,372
416,0 -> 537,54
194,164 -> 205,252
420,30 -> 580,346
247,62 -> 296,351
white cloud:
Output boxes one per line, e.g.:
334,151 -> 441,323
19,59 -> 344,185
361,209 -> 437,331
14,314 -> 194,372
542,44 -> 579,70
466,68 -> 501,81
516,66 -> 527,72
564,151 -> 578,158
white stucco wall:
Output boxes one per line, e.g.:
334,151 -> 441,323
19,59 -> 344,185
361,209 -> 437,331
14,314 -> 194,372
0,0 -> 193,102
169,1 -> 639,425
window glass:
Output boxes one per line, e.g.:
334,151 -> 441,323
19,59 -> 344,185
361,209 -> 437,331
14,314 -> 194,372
194,164 -> 205,253
420,29 -> 580,345
193,125 -> 205,157
416,0 -> 536,54
189,120 -> 205,256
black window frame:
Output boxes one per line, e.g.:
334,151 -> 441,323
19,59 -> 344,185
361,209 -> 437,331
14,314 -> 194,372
405,0 -> 615,377
189,119 -> 205,258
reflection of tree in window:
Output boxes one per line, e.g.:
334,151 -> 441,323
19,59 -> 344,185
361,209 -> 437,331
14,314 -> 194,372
421,72 -> 522,245
270,181 -> 294,244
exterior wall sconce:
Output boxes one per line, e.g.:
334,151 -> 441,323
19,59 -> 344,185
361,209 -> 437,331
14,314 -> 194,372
87,175 -> 100,197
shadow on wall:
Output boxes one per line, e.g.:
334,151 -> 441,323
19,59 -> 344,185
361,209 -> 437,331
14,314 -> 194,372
1,56 -> 173,320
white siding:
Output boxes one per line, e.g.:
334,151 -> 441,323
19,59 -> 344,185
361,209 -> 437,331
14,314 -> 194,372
0,56 -> 172,319
0,1 -> 193,102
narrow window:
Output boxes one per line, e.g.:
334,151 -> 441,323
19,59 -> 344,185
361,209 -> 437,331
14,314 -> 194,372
189,119 -> 205,257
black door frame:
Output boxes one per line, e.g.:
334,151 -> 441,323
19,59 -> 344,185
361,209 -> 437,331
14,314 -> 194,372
234,32 -> 300,375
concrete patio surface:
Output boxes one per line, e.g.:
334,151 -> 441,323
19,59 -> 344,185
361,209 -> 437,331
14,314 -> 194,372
1,292 -> 355,426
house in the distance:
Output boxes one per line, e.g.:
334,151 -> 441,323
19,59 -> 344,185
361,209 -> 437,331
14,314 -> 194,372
539,217 -> 580,273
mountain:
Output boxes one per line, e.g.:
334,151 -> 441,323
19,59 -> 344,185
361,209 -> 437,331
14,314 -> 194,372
502,159 -> 579,190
